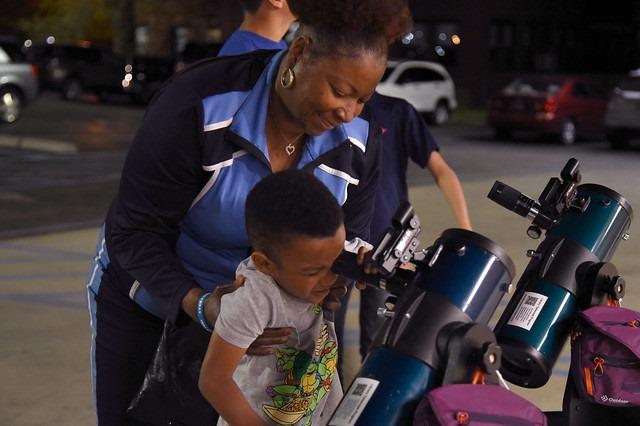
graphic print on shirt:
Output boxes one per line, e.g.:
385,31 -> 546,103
262,321 -> 338,426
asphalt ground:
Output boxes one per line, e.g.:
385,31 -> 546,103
2,170 -> 639,425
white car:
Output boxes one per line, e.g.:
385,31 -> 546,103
0,38 -> 39,124
376,60 -> 457,125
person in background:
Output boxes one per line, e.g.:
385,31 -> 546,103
200,169 -> 344,426
217,0 -> 295,56
336,91 -> 472,362
85,0 -> 412,423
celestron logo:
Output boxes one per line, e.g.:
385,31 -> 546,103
601,395 -> 629,404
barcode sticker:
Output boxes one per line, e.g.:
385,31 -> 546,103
507,291 -> 548,331
328,377 -> 379,426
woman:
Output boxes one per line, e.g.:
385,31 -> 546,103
86,0 -> 412,423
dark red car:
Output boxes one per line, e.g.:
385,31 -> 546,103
487,76 -> 609,145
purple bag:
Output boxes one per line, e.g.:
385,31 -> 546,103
571,305 -> 640,407
413,383 -> 547,425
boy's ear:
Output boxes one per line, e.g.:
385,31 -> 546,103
251,251 -> 275,276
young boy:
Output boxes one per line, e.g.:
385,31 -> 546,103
199,169 -> 344,426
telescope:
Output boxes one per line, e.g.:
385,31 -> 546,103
489,158 -> 633,388
330,202 -> 516,425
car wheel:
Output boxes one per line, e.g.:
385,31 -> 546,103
559,119 -> 576,145
608,130 -> 630,150
493,127 -> 511,141
0,87 -> 23,124
429,101 -> 450,126
62,78 -> 83,101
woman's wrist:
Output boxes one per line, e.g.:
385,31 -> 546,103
181,287 -> 207,322
197,292 -> 214,332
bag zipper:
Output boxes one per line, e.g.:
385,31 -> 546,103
594,355 -> 640,371
599,319 -> 640,328
450,410 -> 537,425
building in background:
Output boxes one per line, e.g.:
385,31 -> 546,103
3,0 -> 639,107
400,0 -> 640,106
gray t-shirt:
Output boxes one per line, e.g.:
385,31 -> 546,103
214,258 -> 343,426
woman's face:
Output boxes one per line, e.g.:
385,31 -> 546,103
279,42 -> 387,136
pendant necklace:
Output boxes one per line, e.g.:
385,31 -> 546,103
268,108 -> 304,157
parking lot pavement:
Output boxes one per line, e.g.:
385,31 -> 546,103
1,174 -> 638,424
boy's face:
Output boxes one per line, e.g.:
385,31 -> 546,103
254,225 -> 346,304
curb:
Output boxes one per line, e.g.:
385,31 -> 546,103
0,135 -> 78,154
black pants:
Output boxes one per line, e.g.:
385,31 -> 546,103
91,273 -> 164,425
334,284 -> 389,380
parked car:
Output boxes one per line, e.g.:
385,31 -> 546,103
487,76 -> 609,145
605,69 -> 640,150
121,56 -> 174,104
33,43 -> 126,101
0,37 -> 39,124
376,60 -> 457,125
33,43 -> 173,104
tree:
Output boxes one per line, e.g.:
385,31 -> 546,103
20,0 -> 114,45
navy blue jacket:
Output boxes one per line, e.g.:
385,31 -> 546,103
95,50 -> 382,323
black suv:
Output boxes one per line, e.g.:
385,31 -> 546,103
33,44 -> 125,100
33,44 -> 173,103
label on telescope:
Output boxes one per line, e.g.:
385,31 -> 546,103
507,291 -> 548,331
328,377 -> 379,425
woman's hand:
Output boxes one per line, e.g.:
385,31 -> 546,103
202,275 -> 246,326
246,327 -> 294,356
204,276 -> 293,356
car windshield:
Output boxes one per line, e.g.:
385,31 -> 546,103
503,78 -> 563,96
0,41 -> 26,62
618,77 -> 640,92
381,65 -> 396,82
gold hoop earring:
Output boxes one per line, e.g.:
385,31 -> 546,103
280,68 -> 295,89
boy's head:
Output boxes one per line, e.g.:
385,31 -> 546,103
245,169 -> 345,304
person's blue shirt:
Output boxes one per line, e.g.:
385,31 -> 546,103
366,92 -> 440,244
218,29 -> 287,56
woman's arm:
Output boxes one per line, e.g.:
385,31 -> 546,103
108,85 -> 206,323
426,151 -> 472,230
199,333 -> 267,426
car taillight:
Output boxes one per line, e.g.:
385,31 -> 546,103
544,97 -> 557,113
31,64 -> 39,78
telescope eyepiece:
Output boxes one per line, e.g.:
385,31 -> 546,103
488,181 -> 539,219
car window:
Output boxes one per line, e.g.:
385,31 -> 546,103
61,46 -> 101,63
618,77 -> 640,92
0,42 -> 26,62
380,65 -> 396,82
0,47 -> 8,63
572,82 -> 607,99
504,79 -> 562,96
396,67 -> 445,84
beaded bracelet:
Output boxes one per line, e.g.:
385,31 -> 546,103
197,292 -> 213,332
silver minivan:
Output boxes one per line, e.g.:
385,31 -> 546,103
605,69 -> 640,149
0,38 -> 39,124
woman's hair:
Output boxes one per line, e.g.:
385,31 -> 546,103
245,169 -> 343,260
289,0 -> 413,55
